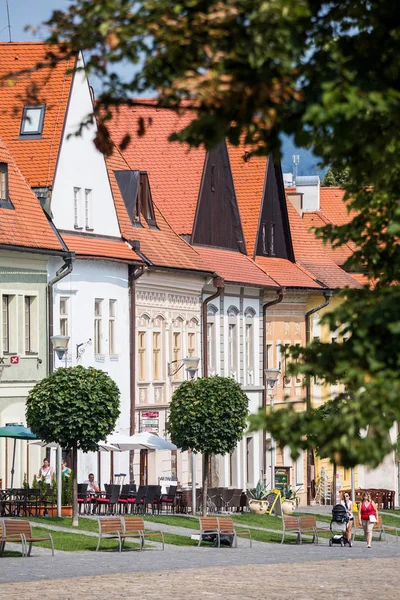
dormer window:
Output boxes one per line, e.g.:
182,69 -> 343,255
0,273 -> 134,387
20,105 -> 46,138
261,222 -> 276,256
0,163 -> 13,209
114,169 -> 157,228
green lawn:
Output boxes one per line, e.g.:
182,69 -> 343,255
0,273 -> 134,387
30,526 -> 141,552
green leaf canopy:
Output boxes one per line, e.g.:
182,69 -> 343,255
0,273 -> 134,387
168,376 -> 248,456
26,366 -> 120,453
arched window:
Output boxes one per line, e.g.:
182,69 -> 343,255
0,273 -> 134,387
227,306 -> 239,379
244,307 -> 256,385
137,314 -> 151,382
207,305 -> 218,375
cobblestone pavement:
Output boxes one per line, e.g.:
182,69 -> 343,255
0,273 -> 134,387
0,557 -> 399,599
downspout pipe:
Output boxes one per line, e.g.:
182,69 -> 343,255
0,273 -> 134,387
202,276 -> 224,378
47,251 -> 75,518
128,265 -> 145,484
305,288 -> 333,505
262,288 -> 285,480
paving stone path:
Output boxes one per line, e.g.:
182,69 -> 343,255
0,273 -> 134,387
1,556 -> 399,599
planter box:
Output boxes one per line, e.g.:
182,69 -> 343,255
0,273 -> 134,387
37,505 -> 73,517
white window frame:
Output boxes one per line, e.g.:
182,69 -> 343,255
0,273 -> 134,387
152,330 -> 161,381
109,299 -> 117,355
138,330 -> 147,382
59,296 -> 69,337
94,299 -> 103,355
24,295 -> 38,355
227,306 -> 239,380
74,187 -> 82,229
207,304 -> 218,376
1,294 -> 17,355
85,188 -> 93,230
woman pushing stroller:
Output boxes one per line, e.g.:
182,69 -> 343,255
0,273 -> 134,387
340,492 -> 354,542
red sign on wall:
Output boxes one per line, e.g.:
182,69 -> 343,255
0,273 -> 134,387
141,411 -> 159,418
9,356 -> 19,365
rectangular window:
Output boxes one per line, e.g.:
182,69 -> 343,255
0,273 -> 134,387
74,187 -> 81,229
245,323 -> 254,385
228,323 -> 237,377
59,297 -> 69,336
24,296 -> 35,354
20,105 -> 45,136
153,331 -> 161,380
266,344 -> 273,368
0,163 -> 8,202
2,295 -> 10,353
207,322 -> 214,373
172,332 -> 181,380
94,299 -> 103,355
187,332 -> 195,357
109,300 -> 116,355
261,222 -> 276,256
85,188 -> 92,230
138,331 -> 146,382
246,437 -> 254,484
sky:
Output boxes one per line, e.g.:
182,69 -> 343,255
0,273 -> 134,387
0,0 -> 321,176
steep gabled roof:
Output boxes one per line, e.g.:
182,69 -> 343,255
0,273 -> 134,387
106,145 -> 212,273
0,137 -> 64,252
0,42 -> 74,188
286,200 -> 361,289
107,102 -> 206,235
255,256 -> 321,289
228,145 -> 267,258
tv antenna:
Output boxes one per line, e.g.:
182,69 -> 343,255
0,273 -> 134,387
292,154 -> 300,184
4,0 -> 11,42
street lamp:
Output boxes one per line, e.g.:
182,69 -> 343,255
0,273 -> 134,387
50,334 -> 70,364
183,356 -> 200,380
264,367 -> 280,490
50,334 -> 70,517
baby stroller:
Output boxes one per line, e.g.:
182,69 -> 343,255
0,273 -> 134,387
329,504 -> 352,547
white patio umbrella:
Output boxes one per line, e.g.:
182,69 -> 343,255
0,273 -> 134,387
106,433 -> 177,451
29,440 -> 119,452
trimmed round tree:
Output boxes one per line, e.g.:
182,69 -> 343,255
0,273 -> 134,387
26,366 -> 120,525
168,376 -> 248,515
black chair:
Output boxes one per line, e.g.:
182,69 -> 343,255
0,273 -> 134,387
221,488 -> 234,512
118,484 -> 131,514
142,485 -> 161,515
132,485 -> 147,513
158,485 -> 177,514
96,484 -> 121,515
77,483 -> 88,514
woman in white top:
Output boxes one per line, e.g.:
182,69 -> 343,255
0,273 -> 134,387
341,491 -> 354,542
38,458 -> 54,486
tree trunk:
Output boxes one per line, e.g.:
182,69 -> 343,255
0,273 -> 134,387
72,444 -> 79,527
202,453 -> 209,517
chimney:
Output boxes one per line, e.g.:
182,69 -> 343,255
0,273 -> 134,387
295,176 -> 320,212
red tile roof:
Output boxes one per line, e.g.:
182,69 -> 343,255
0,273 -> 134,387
319,187 -> 354,225
228,145 -> 267,258
195,246 -> 278,288
107,102 -> 206,235
302,211 -> 354,266
255,257 -> 321,289
287,200 -> 361,289
0,42 -> 74,187
61,234 -> 141,263
106,145 -> 212,273
0,137 -> 63,251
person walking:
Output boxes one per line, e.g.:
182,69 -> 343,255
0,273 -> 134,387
38,458 -> 54,487
359,491 -> 378,548
341,491 -> 354,542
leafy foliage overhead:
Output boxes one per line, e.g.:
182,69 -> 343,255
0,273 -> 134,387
28,0 -> 400,467
168,376 -> 248,456
26,366 -> 120,452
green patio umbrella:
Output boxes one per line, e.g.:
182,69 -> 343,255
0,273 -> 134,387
0,424 -> 37,487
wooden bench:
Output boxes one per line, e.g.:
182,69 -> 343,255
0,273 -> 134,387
218,517 -> 252,548
198,517 -> 220,547
96,517 -> 125,552
97,517 -> 165,551
0,519 -> 54,557
281,516 -> 301,544
299,515 -> 329,545
124,517 -> 164,550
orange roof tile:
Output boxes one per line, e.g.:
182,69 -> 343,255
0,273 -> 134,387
319,187 -> 354,225
302,211 -> 354,266
0,137 -> 63,252
107,102 -> 206,235
287,201 -> 361,289
0,42 -> 74,187
255,256 -> 321,289
228,145 -> 267,258
105,145 -> 212,273
195,246 -> 278,288
61,234 -> 141,263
